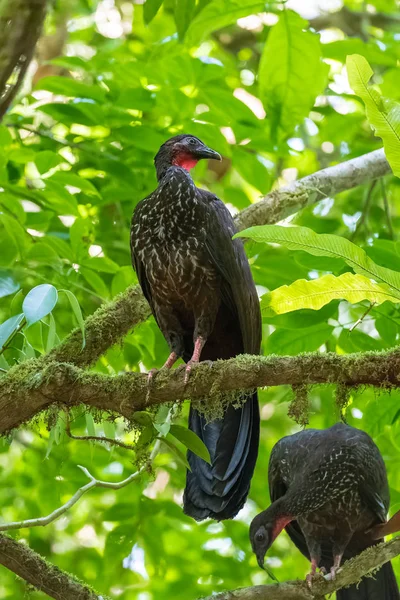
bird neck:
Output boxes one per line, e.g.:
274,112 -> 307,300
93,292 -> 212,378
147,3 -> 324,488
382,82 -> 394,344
155,155 -> 197,181
262,497 -> 294,543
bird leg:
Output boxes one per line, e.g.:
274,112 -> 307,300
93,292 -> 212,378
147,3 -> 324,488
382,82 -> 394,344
306,558 -> 319,588
330,553 -> 343,580
184,336 -> 206,384
147,351 -> 179,383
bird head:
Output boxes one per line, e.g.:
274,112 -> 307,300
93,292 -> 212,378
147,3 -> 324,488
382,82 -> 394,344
249,512 -> 275,569
154,134 -> 221,180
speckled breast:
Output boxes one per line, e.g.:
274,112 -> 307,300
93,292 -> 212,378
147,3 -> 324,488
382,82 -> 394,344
131,170 -> 219,304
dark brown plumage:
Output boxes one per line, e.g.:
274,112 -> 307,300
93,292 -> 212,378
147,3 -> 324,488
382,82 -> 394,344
130,134 -> 261,520
250,423 -> 399,599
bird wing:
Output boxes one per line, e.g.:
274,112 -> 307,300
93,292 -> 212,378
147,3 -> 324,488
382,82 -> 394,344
357,442 -> 389,524
199,191 -> 261,354
130,198 -> 158,323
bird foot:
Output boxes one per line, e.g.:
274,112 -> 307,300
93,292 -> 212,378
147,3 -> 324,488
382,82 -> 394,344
147,368 -> 159,385
306,560 -> 320,588
147,352 -> 179,385
184,361 -> 195,385
184,359 -> 213,385
330,566 -> 338,580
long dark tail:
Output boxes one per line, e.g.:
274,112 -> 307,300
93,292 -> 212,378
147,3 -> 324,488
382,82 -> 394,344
337,561 -> 399,600
183,391 -> 260,521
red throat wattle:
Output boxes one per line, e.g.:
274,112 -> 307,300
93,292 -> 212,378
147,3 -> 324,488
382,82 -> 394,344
173,152 -> 198,171
272,515 -> 292,542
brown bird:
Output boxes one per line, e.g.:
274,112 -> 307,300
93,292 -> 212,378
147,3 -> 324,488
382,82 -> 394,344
250,423 -> 399,599
130,134 -> 261,520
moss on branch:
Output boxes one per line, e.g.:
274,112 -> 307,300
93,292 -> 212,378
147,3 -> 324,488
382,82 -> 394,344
1,349 -> 400,435
0,533 -> 110,600
200,538 -> 400,600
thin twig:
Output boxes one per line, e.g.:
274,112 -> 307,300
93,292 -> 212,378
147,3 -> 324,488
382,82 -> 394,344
349,302 -> 376,332
0,439 -> 161,532
350,179 -> 377,241
65,411 -> 136,451
381,179 -> 394,239
7,123 -> 117,160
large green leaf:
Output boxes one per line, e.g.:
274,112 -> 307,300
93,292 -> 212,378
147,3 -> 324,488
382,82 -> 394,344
174,0 -> 196,40
22,284 -> 58,327
143,0 -> 164,24
346,54 -> 400,177
185,0 -> 268,45
0,269 -> 20,298
236,225 -> 400,295
0,313 -> 24,350
170,424 -> 211,464
262,272 -> 400,317
258,10 -> 328,140
34,76 -> 106,103
265,322 -> 333,355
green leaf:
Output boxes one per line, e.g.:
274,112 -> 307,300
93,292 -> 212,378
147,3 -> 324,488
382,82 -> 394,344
80,267 -> 109,299
132,411 -> 154,427
50,172 -> 100,197
262,273 -> 400,317
170,424 -> 211,464
81,257 -> 119,273
85,413 -> 96,437
34,151 -> 62,175
0,313 -> 24,350
265,323 -> 333,355
185,0 -> 267,45
154,421 -> 171,436
103,421 -> 116,439
174,0 -> 196,40
346,54 -> 400,177
144,0 -> 164,24
0,214 -> 29,258
162,436 -> 191,471
236,225 -> 400,296
258,10 -> 328,140
0,270 -> 20,298
45,313 -> 57,352
22,284 -> 58,327
34,76 -> 106,103
60,290 -> 85,349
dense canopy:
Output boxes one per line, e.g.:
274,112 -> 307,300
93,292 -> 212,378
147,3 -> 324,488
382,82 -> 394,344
1,0 -> 400,599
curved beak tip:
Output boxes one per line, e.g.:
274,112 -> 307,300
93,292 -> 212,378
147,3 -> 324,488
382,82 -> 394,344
201,147 -> 222,161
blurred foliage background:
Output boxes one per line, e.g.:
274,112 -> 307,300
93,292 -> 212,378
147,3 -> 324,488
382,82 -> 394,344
1,0 -> 400,598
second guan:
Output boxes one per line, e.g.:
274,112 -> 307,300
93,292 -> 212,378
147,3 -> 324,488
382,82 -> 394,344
250,423 -> 400,599
130,134 -> 261,521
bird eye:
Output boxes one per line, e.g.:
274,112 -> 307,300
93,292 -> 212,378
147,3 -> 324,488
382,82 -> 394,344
188,137 -> 197,145
255,531 -> 265,543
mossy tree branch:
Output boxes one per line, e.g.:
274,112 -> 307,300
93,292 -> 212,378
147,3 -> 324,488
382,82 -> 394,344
1,349 -> 400,434
200,538 -> 400,600
235,148 -> 391,231
0,533 -> 110,600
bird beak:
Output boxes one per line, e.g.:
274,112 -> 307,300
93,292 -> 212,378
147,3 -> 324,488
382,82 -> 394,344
197,146 -> 222,161
257,553 -> 266,569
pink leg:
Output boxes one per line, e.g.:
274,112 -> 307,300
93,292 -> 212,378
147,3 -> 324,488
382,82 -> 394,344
306,558 -> 318,588
184,336 -> 206,384
148,351 -> 179,383
330,554 -> 343,580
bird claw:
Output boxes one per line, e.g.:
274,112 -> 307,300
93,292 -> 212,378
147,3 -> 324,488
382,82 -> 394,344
184,361 -> 194,385
147,368 -> 159,385
330,566 -> 338,580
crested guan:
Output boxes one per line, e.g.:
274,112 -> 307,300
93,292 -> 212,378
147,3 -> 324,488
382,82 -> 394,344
130,134 -> 261,520
250,423 -> 399,599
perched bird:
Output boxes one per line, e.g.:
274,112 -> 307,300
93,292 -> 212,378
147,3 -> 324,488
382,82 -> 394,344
250,423 -> 399,599
130,134 -> 261,520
